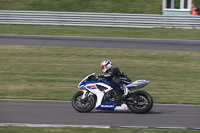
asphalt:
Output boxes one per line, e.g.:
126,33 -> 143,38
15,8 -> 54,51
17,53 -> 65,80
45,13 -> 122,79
0,100 -> 200,129
0,35 -> 200,51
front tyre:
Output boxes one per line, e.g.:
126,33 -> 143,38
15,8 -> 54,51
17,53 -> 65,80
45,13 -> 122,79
72,91 -> 96,113
127,91 -> 153,114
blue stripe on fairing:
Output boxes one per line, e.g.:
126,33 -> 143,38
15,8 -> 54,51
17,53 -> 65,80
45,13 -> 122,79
79,78 -> 121,90
79,80 -> 99,86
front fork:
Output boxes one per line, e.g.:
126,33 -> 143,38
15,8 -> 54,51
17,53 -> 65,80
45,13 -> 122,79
81,90 -> 94,100
80,90 -> 94,105
81,90 -> 88,99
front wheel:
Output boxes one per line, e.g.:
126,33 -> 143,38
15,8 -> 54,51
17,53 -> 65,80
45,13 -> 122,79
127,91 -> 153,113
72,91 -> 96,113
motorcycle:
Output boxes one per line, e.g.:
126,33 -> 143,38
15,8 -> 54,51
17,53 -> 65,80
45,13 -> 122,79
72,72 -> 153,113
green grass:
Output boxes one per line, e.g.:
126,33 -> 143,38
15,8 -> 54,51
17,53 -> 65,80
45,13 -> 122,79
0,126 -> 199,133
0,45 -> 200,104
1,24 -> 200,40
0,0 -> 200,14
0,0 -> 162,14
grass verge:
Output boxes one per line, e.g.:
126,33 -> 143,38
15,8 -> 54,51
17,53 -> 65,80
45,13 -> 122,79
0,45 -> 199,104
0,126 -> 199,133
1,24 -> 200,40
0,0 -> 163,14
0,0 -> 200,14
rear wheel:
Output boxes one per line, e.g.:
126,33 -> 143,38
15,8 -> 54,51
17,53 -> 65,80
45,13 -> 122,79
127,91 -> 153,113
72,91 -> 96,113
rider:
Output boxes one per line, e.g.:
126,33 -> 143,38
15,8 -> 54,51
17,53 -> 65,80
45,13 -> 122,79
97,60 -> 132,96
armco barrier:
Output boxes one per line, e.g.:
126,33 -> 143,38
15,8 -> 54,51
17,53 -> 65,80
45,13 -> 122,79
0,10 -> 200,29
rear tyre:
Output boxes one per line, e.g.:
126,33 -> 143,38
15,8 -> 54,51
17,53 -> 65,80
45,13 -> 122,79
72,91 -> 96,113
127,91 -> 153,113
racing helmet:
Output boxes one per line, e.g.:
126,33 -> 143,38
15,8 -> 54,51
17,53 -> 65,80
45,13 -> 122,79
100,60 -> 112,73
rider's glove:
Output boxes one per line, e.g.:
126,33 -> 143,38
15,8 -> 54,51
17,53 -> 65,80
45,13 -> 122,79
98,74 -> 105,78
94,75 -> 99,80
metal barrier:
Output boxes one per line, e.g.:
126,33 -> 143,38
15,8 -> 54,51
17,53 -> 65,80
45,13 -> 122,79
0,10 -> 200,29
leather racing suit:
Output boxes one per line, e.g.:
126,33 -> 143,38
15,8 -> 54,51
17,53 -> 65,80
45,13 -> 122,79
98,67 -> 132,88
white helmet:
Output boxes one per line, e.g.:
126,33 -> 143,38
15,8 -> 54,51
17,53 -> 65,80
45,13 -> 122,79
100,60 -> 112,73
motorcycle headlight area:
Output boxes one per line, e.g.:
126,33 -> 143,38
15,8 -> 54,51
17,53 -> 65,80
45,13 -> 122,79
79,85 -> 87,90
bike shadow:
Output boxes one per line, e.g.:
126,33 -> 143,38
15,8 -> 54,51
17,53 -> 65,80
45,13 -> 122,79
91,110 -> 163,114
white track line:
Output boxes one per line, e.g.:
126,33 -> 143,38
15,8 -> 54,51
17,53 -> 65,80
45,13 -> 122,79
0,123 -> 199,130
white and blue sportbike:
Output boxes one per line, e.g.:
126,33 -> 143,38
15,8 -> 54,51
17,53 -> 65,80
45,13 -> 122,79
72,72 -> 153,113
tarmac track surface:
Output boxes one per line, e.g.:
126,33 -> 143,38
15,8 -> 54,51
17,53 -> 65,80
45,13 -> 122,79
0,35 -> 200,51
0,99 -> 200,130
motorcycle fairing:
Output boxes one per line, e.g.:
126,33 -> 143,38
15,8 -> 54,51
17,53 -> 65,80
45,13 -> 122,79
79,75 -> 121,109
81,82 -> 113,108
126,80 -> 150,90
79,80 -> 99,87
96,102 -> 117,110
78,72 -> 96,88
